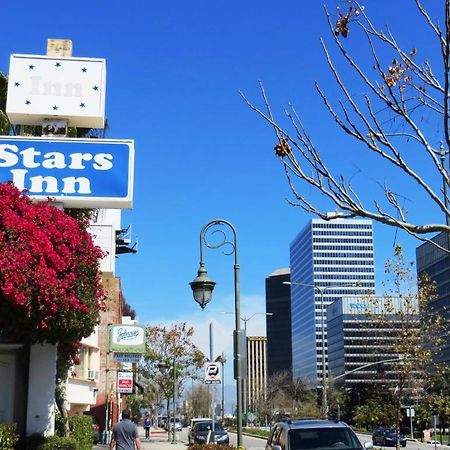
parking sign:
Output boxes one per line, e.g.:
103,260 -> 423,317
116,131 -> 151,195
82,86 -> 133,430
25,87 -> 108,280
204,362 -> 221,384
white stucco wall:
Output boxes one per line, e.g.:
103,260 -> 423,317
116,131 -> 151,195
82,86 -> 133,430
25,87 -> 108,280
26,343 -> 56,436
81,325 -> 99,348
88,209 -> 122,276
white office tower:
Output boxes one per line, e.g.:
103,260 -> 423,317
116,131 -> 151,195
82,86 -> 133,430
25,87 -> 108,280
289,218 -> 375,384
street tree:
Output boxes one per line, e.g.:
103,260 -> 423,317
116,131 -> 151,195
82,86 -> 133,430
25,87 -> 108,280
141,322 -> 205,422
359,246 -> 446,448
352,399 -> 397,430
242,1 -> 450,251
187,384 -> 214,419
0,73 -> 8,134
416,365 -> 450,443
259,371 -> 320,421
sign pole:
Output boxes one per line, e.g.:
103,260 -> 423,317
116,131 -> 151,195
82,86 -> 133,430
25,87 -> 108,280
409,407 -> 414,440
104,324 -> 111,444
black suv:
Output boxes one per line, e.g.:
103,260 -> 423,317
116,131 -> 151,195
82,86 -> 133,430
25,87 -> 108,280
372,427 -> 406,447
266,419 -> 373,450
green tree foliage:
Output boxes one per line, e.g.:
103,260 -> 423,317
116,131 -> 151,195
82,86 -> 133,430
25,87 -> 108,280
0,74 -> 9,135
352,399 -> 397,430
187,384 -> 213,419
364,246 -> 444,399
352,246 -> 445,447
257,371 -> 320,421
416,365 -> 450,443
141,322 -> 205,420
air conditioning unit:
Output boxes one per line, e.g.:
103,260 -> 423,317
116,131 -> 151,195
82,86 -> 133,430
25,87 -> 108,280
87,370 -> 99,380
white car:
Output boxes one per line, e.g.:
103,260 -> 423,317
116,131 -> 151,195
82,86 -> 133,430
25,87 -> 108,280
166,417 -> 182,432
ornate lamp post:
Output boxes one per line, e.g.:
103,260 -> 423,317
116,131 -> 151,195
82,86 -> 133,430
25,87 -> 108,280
190,219 -> 243,449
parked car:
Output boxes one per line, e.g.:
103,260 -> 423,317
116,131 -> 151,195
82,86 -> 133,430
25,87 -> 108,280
165,417 -> 182,432
190,421 -> 229,445
372,427 -> 407,447
188,418 -> 213,445
92,423 -> 101,444
266,419 -> 373,450
157,416 -> 167,428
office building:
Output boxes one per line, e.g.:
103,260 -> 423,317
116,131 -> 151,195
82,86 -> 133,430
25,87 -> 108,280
416,232 -> 450,364
327,296 -> 418,385
265,268 -> 292,377
246,336 -> 267,415
289,218 -> 375,384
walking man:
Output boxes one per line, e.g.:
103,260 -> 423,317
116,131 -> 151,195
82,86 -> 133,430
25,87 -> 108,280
110,410 -> 142,450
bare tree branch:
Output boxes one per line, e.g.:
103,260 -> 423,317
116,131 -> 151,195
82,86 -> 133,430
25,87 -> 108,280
242,1 -> 450,251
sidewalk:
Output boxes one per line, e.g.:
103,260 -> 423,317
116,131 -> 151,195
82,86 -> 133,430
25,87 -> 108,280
94,426 -> 187,450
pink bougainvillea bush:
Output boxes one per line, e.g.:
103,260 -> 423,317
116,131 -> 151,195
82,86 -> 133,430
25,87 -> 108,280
0,181 -> 105,344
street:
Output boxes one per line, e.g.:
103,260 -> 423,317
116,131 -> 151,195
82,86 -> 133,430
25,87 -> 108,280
95,427 -> 449,450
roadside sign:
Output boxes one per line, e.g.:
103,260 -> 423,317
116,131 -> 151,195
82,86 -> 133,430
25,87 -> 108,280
117,371 -> 133,394
109,325 -> 145,353
204,362 -> 221,384
6,54 -> 106,128
0,136 -> 134,209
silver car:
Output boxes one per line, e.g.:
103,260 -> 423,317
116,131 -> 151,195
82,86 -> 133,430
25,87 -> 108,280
266,419 -> 373,450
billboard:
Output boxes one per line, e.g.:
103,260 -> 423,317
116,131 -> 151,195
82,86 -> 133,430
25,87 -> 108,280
109,325 -> 145,354
0,136 -> 134,208
6,54 -> 106,128
117,371 -> 133,394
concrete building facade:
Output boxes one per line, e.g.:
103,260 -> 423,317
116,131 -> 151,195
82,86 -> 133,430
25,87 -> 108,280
327,296 -> 418,385
246,336 -> 267,417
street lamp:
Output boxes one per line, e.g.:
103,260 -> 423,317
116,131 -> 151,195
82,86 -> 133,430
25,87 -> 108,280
284,281 -> 356,418
221,311 -> 274,333
241,312 -> 274,333
190,219 -> 243,449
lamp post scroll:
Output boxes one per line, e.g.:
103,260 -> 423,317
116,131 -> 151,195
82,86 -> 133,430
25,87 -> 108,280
190,219 -> 243,449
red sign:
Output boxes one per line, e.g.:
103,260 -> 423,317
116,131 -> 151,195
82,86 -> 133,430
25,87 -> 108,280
117,371 -> 133,393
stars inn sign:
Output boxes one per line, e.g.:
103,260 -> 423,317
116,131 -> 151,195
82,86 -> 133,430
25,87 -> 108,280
0,136 -> 134,209
6,54 -> 106,128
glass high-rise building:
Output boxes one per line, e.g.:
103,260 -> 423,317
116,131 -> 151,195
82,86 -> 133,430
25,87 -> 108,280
289,218 -> 375,384
265,268 -> 292,378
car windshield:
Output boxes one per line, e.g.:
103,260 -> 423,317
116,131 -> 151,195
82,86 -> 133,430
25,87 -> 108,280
289,428 -> 362,450
196,422 -> 224,432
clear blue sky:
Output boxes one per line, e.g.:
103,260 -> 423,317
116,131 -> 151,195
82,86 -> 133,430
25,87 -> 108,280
1,1 -> 445,373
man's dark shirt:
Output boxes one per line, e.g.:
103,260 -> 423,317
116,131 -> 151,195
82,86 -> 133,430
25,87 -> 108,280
112,419 -> 139,450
